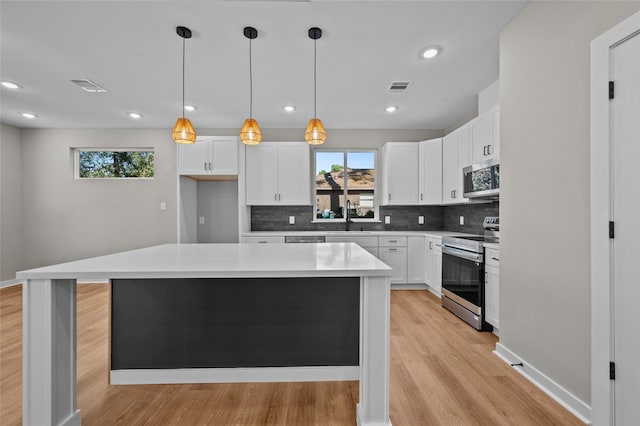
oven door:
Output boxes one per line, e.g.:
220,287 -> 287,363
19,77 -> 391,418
441,246 -> 484,315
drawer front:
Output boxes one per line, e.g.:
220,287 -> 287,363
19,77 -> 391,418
325,235 -> 379,248
379,236 -> 407,247
485,247 -> 500,267
242,236 -> 285,244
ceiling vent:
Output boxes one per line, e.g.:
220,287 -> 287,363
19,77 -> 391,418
70,79 -> 107,93
389,81 -> 410,93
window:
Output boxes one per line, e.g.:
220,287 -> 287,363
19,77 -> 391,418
74,148 -> 154,179
314,150 -> 377,220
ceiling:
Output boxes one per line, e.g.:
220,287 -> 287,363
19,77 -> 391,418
0,1 -> 527,131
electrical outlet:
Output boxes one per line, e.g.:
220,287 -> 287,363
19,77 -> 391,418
160,202 -> 166,211
199,216 -> 205,225
385,216 -> 391,224
459,215 -> 464,225
418,216 -> 424,225
289,216 -> 295,225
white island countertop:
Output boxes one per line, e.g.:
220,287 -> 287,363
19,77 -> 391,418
16,243 -> 392,281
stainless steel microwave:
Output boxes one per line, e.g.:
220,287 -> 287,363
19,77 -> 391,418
463,159 -> 499,198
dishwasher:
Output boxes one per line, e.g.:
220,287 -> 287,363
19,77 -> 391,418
284,235 -> 326,243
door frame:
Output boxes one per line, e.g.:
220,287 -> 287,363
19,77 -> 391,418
590,10 -> 640,426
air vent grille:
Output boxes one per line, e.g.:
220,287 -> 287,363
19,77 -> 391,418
389,81 -> 410,93
70,79 -> 107,93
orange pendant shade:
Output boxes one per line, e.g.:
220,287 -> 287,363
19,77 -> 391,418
171,117 -> 196,144
304,118 -> 326,145
240,118 -> 263,145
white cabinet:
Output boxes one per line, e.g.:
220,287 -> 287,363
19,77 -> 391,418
425,237 -> 443,295
242,236 -> 285,244
470,106 -> 500,163
484,247 -> 500,328
442,124 -> 470,204
178,136 -> 238,176
418,138 -> 443,205
381,142 -> 419,205
245,142 -> 310,205
407,236 -> 426,284
379,236 -> 407,284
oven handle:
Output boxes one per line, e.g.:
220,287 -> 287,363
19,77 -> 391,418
442,245 -> 483,262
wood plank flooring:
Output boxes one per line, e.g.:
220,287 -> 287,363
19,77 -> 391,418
0,284 -> 583,425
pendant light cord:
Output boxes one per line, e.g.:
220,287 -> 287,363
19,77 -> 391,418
313,38 -> 317,119
249,38 -> 253,119
181,36 -> 186,120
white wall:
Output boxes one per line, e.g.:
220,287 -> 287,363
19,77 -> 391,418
499,0 -> 640,407
0,124 -> 23,281
197,181 -> 239,243
20,128 -> 179,269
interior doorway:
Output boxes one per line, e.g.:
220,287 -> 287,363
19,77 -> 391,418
591,11 -> 640,426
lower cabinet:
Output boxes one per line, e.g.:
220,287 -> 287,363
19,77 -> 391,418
425,237 -> 443,296
484,247 -> 500,329
378,246 -> 407,284
407,236 -> 426,284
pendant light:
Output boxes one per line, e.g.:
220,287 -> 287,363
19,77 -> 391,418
240,26 -> 263,145
305,27 -> 326,145
171,26 -> 196,144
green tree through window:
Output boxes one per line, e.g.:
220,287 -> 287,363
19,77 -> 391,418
77,150 -> 154,178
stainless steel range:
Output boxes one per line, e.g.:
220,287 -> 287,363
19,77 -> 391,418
441,217 -> 499,331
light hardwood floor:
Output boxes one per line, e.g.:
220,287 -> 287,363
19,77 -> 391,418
0,284 -> 582,425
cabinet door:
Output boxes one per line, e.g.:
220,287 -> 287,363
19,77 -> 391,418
383,143 -> 419,205
433,246 -> 442,295
277,143 -> 310,205
177,138 -> 211,175
442,131 -> 459,204
245,143 -> 279,204
488,107 -> 500,159
485,266 -> 499,328
419,138 -> 443,205
407,236 -> 426,284
211,137 -> 239,175
470,113 -> 491,163
379,246 -> 407,284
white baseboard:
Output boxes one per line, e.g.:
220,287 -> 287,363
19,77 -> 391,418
0,279 -> 21,289
425,285 -> 441,298
111,365 -> 359,385
60,410 -> 81,426
494,343 -> 591,424
391,283 -> 427,290
356,403 -> 392,426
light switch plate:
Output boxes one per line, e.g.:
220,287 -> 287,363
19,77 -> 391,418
418,216 -> 424,224
289,216 -> 295,225
160,202 -> 166,211
199,216 -> 205,225
385,216 -> 391,224
459,215 -> 464,225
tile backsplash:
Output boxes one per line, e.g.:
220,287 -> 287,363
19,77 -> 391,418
251,201 -> 498,234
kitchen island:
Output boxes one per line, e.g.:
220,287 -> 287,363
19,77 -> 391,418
17,243 -> 392,426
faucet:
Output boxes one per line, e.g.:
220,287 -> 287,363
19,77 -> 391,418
345,200 -> 353,231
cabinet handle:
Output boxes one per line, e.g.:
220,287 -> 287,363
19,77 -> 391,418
491,257 -> 500,261
204,162 -> 208,171
209,162 -> 212,170
487,145 -> 492,155
429,241 -> 433,249
274,193 -> 278,201
389,248 -> 397,252
483,145 -> 487,156
453,190 -> 457,198
278,194 -> 281,201
389,240 -> 398,243
450,190 -> 454,198
259,241 -> 268,244
388,193 -> 391,201
420,193 -> 423,201
435,243 -> 442,247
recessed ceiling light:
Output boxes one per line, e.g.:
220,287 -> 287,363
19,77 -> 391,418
21,112 -> 37,119
184,105 -> 196,112
283,105 -> 296,112
420,47 -> 440,59
2,81 -> 21,89
128,112 -> 143,119
385,106 -> 398,113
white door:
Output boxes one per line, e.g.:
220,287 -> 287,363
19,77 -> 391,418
210,137 -> 239,175
277,143 -> 310,205
385,143 -> 419,204
611,30 -> 640,425
419,138 -> 443,205
177,137 -> 210,175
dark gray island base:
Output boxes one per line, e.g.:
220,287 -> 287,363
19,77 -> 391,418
111,277 -> 360,370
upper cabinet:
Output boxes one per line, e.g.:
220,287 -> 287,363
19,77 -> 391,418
177,136 -> 239,176
245,142 -> 311,205
381,142 -> 419,205
470,106 -> 500,163
418,138 -> 443,205
442,124 -> 470,204
381,140 -> 442,206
